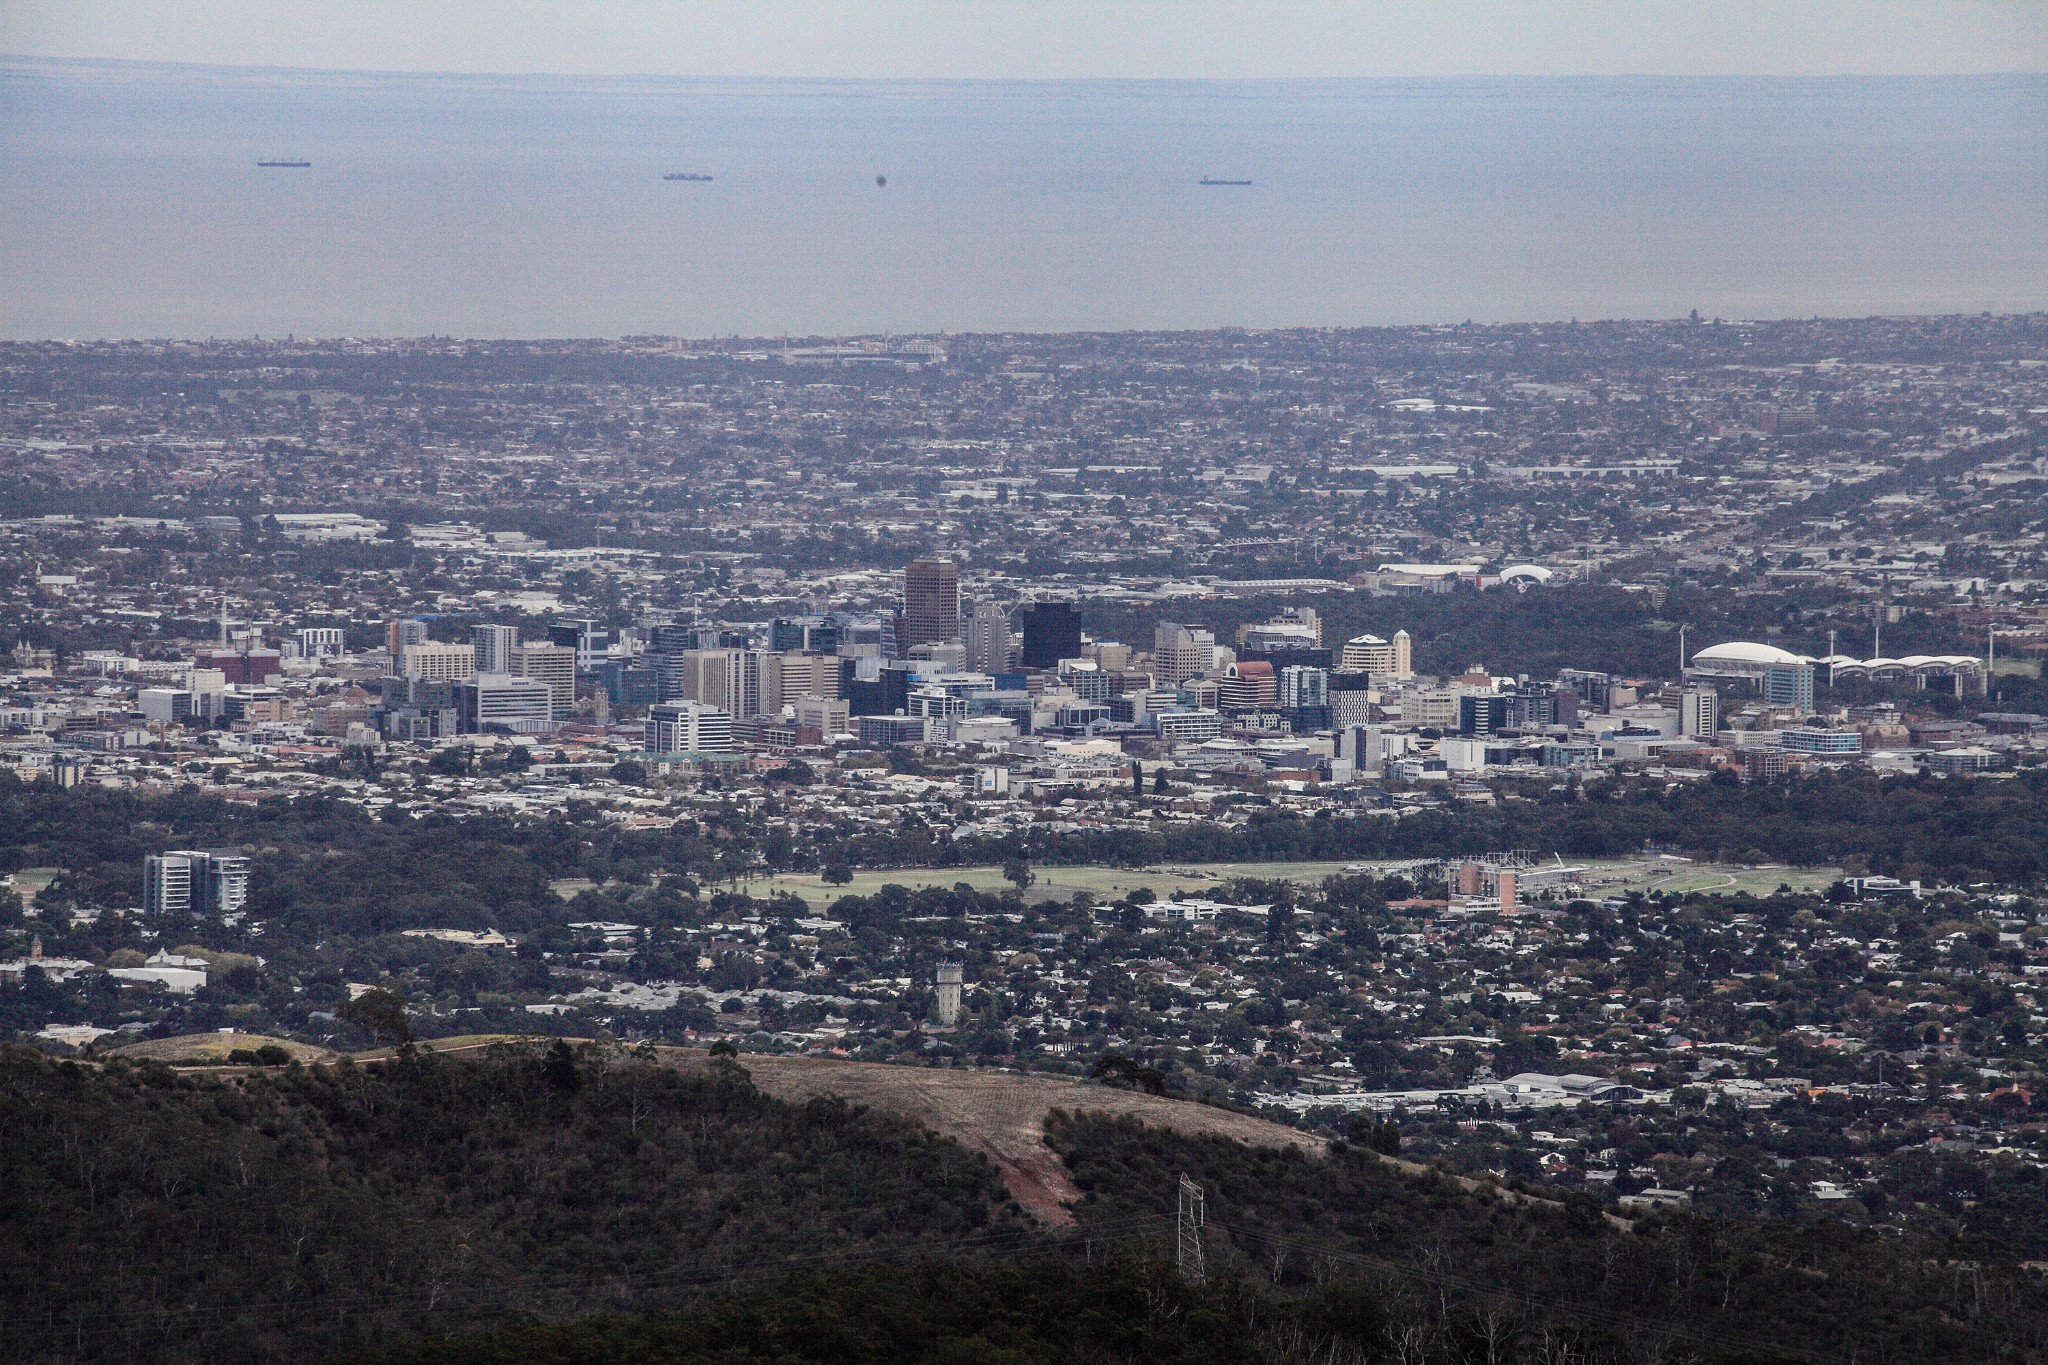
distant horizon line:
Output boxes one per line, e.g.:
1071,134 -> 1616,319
10,310 -> 2047,348
7,52 -> 2046,87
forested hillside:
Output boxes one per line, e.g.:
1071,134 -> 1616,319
0,1042 -> 1019,1365
1050,1111 -> 2047,1365
8,1043 -> 2046,1365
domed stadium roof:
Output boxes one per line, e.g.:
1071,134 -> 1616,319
1499,564 -> 1554,582
1691,641 -> 1805,668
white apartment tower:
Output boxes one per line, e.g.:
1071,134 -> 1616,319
1680,687 -> 1720,741
472,624 -> 520,675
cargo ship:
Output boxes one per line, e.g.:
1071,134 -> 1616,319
1199,177 -> 1252,186
257,160 -> 312,168
664,172 -> 714,182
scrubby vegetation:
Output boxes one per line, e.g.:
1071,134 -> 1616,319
0,1042 -> 1018,1365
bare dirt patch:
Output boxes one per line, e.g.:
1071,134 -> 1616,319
664,1051 -> 1317,1226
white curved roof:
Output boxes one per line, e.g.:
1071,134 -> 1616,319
1692,641 -> 1805,667
1842,654 -> 1982,670
1345,634 -> 1389,646
1499,564 -> 1554,582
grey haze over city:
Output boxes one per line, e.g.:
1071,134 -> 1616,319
3,58 -> 2044,339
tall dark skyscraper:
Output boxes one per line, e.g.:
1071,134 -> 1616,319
1018,599 -> 1082,669
903,559 -> 960,646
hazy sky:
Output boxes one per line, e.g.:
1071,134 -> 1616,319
5,0 -> 2044,79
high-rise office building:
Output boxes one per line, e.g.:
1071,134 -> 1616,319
1279,665 -> 1329,710
652,649 -> 728,706
456,674 -> 553,732
1338,630 -> 1412,677
1018,600 -> 1082,670
775,651 -> 840,705
139,688 -> 195,725
770,615 -> 840,654
965,601 -> 1014,673
472,624 -> 520,675
724,649 -> 778,719
1763,664 -> 1815,716
1557,668 -> 1613,711
903,559 -> 960,646
646,702 -> 734,755
792,695 -> 850,737
549,618 -> 609,669
1680,687 -> 1720,740
1459,694 -> 1513,736
1153,622 -> 1216,685
514,642 -> 577,711
400,642 -> 476,681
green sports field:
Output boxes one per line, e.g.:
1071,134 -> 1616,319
726,856 -> 1842,907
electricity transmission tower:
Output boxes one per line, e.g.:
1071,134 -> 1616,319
1176,1174 -> 1206,1285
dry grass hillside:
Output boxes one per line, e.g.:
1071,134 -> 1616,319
106,1032 -> 341,1063
663,1049 -> 1318,1224
99,1032 -> 1322,1224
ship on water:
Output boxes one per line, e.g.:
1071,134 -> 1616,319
1199,177 -> 1252,186
663,172 -> 714,182
257,160 -> 312,168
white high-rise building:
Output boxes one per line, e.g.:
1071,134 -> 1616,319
1680,687 -> 1720,740
646,702 -> 734,755
1153,622 -> 1216,685
472,624 -> 520,675
965,601 -> 1013,673
457,673 -> 553,731
513,642 -> 577,711
723,649 -> 778,719
1339,630 -> 1412,677
144,849 -> 249,917
293,627 -> 347,659
660,650 -> 729,707
401,642 -> 477,681
775,651 -> 841,705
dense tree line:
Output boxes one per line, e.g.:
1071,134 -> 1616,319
5,769 -> 2044,956
346,1256 -> 1709,1365
963,770 -> 2048,886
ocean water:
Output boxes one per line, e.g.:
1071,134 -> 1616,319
2,59 -> 2044,339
